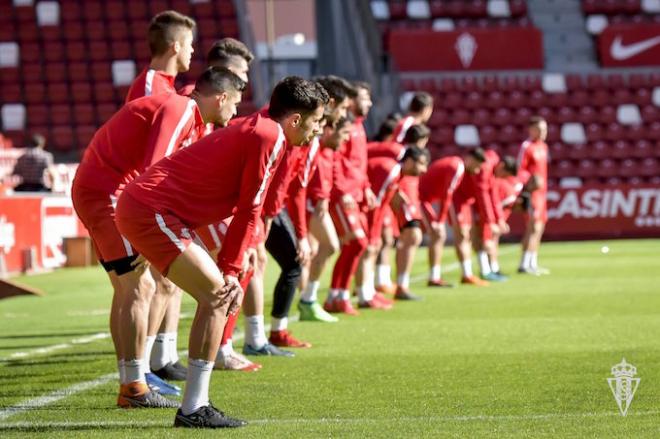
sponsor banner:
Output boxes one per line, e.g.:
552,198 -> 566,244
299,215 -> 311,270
598,24 -> 660,67
0,195 -> 85,273
508,185 -> 660,240
388,27 -> 543,71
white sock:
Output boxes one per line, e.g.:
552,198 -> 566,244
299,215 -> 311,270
376,264 -> 392,286
478,251 -> 492,276
271,316 -> 288,332
166,332 -> 179,363
124,359 -> 145,384
357,285 -> 375,302
530,252 -> 538,269
118,359 -> 126,384
429,265 -> 441,281
150,333 -> 170,371
301,280 -> 319,303
490,259 -> 500,273
181,358 -> 214,416
143,335 -> 155,374
340,289 -> 350,301
327,288 -> 340,302
461,260 -> 473,278
245,315 -> 268,349
397,272 -> 410,289
521,251 -> 532,269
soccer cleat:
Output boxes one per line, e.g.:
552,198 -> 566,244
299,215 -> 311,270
394,286 -> 422,301
298,300 -> 339,323
481,272 -> 507,282
375,284 -> 397,295
242,342 -> 295,357
117,382 -> 180,409
373,292 -> 394,306
492,271 -> 509,280
324,298 -> 360,316
535,266 -> 551,275
269,330 -> 312,348
427,278 -> 455,288
461,276 -> 490,286
146,372 -> 181,396
358,298 -> 393,310
174,403 -> 246,429
215,351 -> 262,372
518,267 -> 541,276
152,362 -> 187,381
171,360 -> 187,373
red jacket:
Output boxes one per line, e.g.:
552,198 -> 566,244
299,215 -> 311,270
125,68 -> 176,103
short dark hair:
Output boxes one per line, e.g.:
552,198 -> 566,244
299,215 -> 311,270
409,92 -> 433,113
353,80 -> 371,93
401,145 -> 429,163
268,76 -> 329,120
207,38 -> 254,65
194,66 -> 246,96
148,10 -> 196,57
501,155 -> 518,175
334,115 -> 354,131
28,133 -> 46,149
372,117 -> 399,142
529,116 -> 547,127
467,147 -> 486,163
402,124 -> 430,145
314,75 -> 357,102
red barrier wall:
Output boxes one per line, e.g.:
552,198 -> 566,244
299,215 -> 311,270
598,24 -> 660,67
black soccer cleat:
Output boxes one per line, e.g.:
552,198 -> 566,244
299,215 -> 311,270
153,362 -> 187,381
174,404 -> 247,429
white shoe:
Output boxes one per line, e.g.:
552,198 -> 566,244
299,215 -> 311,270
215,351 -> 262,372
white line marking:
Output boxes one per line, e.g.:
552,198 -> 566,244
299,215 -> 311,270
1,333 -> 111,362
66,309 -> 109,317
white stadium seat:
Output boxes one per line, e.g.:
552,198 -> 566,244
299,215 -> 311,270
487,0 -> 511,17
370,0 -> 390,20
616,104 -> 642,125
653,86 -> 660,107
36,1 -> 60,26
542,73 -> 567,93
1,104 -> 27,130
407,0 -> 431,19
560,177 -> 583,188
0,42 -> 19,68
642,0 -> 660,13
432,18 -> 455,31
585,15 -> 608,35
455,125 -> 480,147
399,92 -> 414,112
560,123 -> 586,144
112,60 -> 136,87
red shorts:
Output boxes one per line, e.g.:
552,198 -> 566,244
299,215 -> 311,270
115,193 -> 194,275
449,195 -> 474,229
71,182 -> 135,263
366,204 -> 390,246
395,200 -> 423,228
330,202 -> 367,241
420,200 -> 444,233
193,220 -> 229,252
382,205 -> 399,238
527,191 -> 548,223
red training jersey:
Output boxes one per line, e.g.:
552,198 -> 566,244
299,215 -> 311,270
368,156 -> 402,207
307,146 -> 335,203
367,140 -> 405,161
332,117 -> 370,202
125,68 -> 176,103
517,139 -> 548,192
418,156 -> 466,222
393,115 -> 415,144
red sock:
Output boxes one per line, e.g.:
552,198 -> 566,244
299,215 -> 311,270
330,238 -> 367,290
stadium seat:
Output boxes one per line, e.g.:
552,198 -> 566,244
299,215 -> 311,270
51,104 -> 72,126
585,14 -> 608,34
626,124 -> 646,141
450,109 -> 471,125
619,159 -> 638,177
1,104 -> 26,130
472,108 -> 491,126
598,106 -> 617,124
0,42 -> 19,67
74,104 -> 95,125
561,123 -> 587,144
45,63 -> 68,83
455,124 -> 480,146
611,140 -> 632,159
604,123 -> 625,142
559,177 -> 582,188
479,125 -> 497,144
36,1 -> 60,26
642,0 -> 660,12
542,73 -> 567,93
596,159 -> 617,178
51,126 -> 75,151
96,103 -> 118,123
487,0 -> 511,17
652,87 -> 660,106
112,60 -> 136,87
641,105 -> 659,122
75,125 -> 97,147
553,160 -> 575,178
407,0 -> 431,19
632,140 -> 652,158
616,104 -> 642,125
431,18 -> 455,30
576,159 -> 596,178
568,142 -> 588,160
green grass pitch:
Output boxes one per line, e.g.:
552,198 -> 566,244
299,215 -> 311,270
0,239 -> 659,438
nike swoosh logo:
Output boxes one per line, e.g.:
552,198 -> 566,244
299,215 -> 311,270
610,35 -> 660,60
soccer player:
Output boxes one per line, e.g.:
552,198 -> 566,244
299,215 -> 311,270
72,67 -> 246,408
419,149 -> 485,287
125,11 -> 195,102
517,117 -> 549,275
151,38 -> 256,375
357,146 -> 429,307
393,92 -> 434,144
115,76 -> 327,428
390,125 -> 432,300
297,116 -> 353,321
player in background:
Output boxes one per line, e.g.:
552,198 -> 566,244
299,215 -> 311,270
419,149 -> 485,287
126,11 -> 195,102
390,124 -> 431,301
150,39 -> 256,375
72,67 -> 245,408
357,146 -> 429,308
517,117 -> 549,275
297,116 -> 352,322
115,77 -> 327,429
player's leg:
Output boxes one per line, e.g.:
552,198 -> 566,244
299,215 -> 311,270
375,208 -> 397,294
394,223 -> 423,300
265,211 -> 311,348
299,211 -> 339,322
422,202 -> 453,288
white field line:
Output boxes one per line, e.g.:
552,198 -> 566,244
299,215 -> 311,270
1,409 -> 659,429
1,333 -> 111,362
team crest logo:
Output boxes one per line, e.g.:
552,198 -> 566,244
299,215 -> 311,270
607,358 -> 640,416
455,33 -> 477,68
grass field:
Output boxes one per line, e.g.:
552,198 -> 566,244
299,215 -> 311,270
1,239 -> 659,438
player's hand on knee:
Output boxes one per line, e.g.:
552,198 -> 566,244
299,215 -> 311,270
130,254 -> 149,275
222,275 -> 243,315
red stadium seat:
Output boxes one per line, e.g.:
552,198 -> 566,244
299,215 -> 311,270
22,63 -> 43,83
565,74 -> 583,90
611,140 -> 632,159
449,109 -> 471,126
586,123 -> 604,142
0,84 -> 21,102
569,90 -> 590,108
76,125 -> 97,147
485,91 -> 504,110
104,1 -> 125,21
26,105 -> 48,127
428,110 -> 449,128
85,20 -> 107,41
72,83 -> 92,103
88,41 -> 110,62
619,159 -> 638,177
649,122 -> 660,141
557,107 -> 576,124
51,126 -> 75,151
443,92 -> 462,109
626,124 -> 646,142
463,91 -> 483,110
596,159 -> 618,178
592,141 -> 611,158
498,125 -> 519,143
604,123 -> 625,142
24,83 -> 46,104
96,103 -> 119,123
590,89 -> 610,107
549,142 -> 568,160
547,93 -> 569,109
492,108 -> 513,126
553,160 -> 575,178
67,62 -> 89,83
577,107 -> 598,124
73,104 -> 95,125
632,140 -> 652,159
20,43 -> 41,63
479,125 -> 497,144
576,159 -> 596,178
51,104 -> 72,126
83,2 -> 103,20
65,41 -> 88,62
568,143 -> 588,160
472,108 -> 490,127
598,106 -> 617,124
63,22 -> 84,41
47,83 -> 70,104
45,63 -> 68,83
